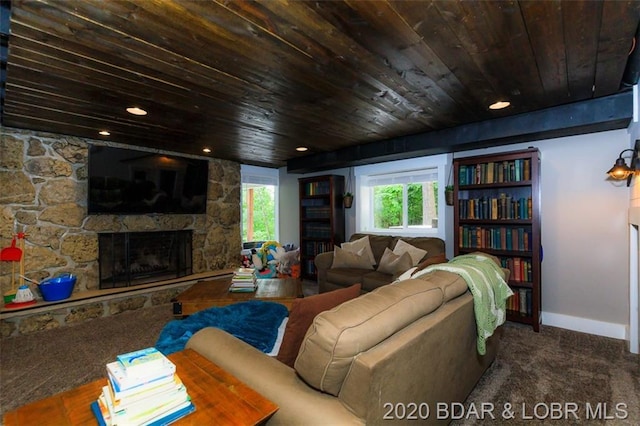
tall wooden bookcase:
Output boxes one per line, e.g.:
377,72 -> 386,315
299,175 -> 345,280
453,148 -> 541,331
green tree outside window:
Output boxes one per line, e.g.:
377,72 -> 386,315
242,185 -> 276,241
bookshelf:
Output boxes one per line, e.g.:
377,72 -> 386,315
453,148 -> 541,331
299,175 -> 345,280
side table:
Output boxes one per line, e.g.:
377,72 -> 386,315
173,275 -> 302,317
3,349 -> 277,425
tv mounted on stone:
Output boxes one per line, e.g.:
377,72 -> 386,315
88,145 -> 209,215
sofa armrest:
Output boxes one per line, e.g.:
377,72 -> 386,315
314,251 -> 333,271
186,327 -> 363,425
314,251 -> 334,288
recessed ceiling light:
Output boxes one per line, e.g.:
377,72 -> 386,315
489,101 -> 510,110
98,130 -> 110,136
296,146 -> 308,152
126,106 -> 147,116
202,148 -> 212,153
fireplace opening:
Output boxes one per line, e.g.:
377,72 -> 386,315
98,231 -> 192,289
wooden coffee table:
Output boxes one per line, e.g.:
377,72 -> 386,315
172,275 -> 303,317
3,348 -> 277,425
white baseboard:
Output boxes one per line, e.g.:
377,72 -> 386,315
541,311 -> 627,340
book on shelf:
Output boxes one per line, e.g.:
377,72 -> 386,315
458,195 -> 532,220
458,159 -> 531,185
304,180 -> 330,196
458,225 -> 532,251
506,288 -> 532,316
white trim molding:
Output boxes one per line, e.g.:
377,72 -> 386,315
629,207 -> 640,354
542,311 -> 627,340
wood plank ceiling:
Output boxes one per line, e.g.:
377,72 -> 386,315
1,0 -> 639,171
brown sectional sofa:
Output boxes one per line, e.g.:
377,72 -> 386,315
314,233 -> 446,293
186,261 -> 501,425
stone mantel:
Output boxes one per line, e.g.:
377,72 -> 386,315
1,126 -> 242,336
0,270 -> 233,338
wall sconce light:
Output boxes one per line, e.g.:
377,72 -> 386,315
607,140 -> 640,186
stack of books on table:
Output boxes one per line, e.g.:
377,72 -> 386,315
230,267 -> 258,292
91,347 -> 195,426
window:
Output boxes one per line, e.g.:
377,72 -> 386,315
355,155 -> 449,239
241,165 -> 279,244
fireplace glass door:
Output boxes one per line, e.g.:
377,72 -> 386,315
98,231 -> 192,289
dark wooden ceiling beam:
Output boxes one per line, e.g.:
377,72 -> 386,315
287,91 -> 633,173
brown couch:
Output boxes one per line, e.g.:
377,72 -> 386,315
186,261 -> 502,425
314,233 -> 446,293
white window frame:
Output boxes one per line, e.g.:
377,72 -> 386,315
354,154 -> 449,239
240,165 -> 279,243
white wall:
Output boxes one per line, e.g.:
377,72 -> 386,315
280,129 -> 633,340
627,87 -> 639,353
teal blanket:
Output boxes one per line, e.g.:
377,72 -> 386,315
415,253 -> 513,355
155,300 -> 289,356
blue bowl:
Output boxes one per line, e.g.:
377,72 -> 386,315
38,274 -> 77,301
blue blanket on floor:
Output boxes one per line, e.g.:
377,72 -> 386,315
155,300 -> 289,356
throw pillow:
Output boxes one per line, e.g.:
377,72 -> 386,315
392,239 -> 428,266
276,283 -> 362,367
411,253 -> 448,276
377,248 -> 413,275
332,246 -> 374,270
341,236 -> 376,266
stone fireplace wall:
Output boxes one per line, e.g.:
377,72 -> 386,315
0,126 -> 241,305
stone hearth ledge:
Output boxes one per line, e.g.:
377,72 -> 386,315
0,269 -> 234,338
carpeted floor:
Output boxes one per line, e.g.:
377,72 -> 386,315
1,301 -> 638,424
0,303 -> 175,422
453,323 -> 639,425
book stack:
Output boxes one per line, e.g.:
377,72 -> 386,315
91,347 -> 195,426
230,267 -> 258,292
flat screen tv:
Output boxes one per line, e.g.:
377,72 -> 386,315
88,145 -> 209,214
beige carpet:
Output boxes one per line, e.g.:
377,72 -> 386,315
0,304 -> 175,421
1,302 -> 638,424
453,323 -> 639,425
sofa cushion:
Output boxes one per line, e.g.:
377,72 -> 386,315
361,270 -> 394,292
349,233 -> 394,265
326,268 -> 371,287
376,248 -> 413,275
340,236 -> 375,266
331,246 -> 374,270
392,239 -> 428,266
276,284 -> 361,367
295,279 -> 444,396
391,236 -> 445,263
411,269 -> 468,302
